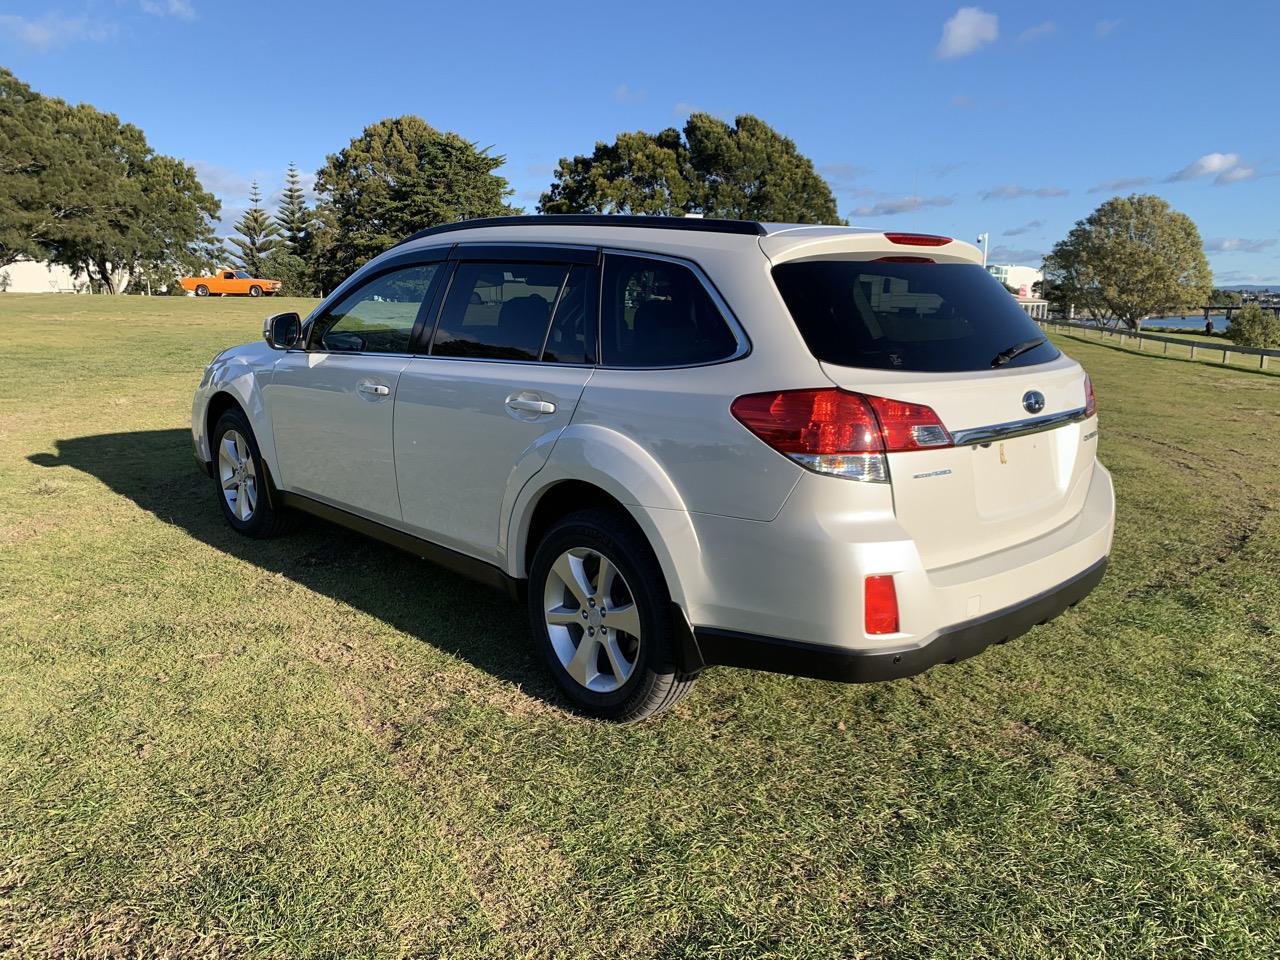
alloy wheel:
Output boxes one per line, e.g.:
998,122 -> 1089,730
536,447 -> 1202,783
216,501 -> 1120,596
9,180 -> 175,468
217,429 -> 258,521
543,547 -> 642,693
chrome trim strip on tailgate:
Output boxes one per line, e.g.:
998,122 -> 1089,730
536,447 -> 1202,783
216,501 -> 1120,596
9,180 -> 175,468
952,406 -> 1089,447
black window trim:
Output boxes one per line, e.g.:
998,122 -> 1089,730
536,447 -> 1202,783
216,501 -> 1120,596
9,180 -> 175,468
595,247 -> 752,371
414,249 -> 600,367
298,246 -> 453,358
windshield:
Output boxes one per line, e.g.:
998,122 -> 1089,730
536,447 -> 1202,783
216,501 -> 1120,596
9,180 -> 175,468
771,260 -> 1059,372
234,271 -> 252,279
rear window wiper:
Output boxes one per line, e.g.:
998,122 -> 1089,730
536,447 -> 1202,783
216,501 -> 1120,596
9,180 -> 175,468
991,336 -> 1046,367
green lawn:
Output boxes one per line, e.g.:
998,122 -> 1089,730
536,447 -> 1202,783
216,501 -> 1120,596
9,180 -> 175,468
3,293 -> 1279,958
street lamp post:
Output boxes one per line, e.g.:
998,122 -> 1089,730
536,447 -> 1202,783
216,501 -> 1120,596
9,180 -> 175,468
976,232 -> 989,268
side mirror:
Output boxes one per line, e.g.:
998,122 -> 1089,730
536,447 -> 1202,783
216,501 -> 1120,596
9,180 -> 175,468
263,312 -> 301,350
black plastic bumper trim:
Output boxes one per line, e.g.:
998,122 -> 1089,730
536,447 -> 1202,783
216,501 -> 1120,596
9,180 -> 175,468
691,557 -> 1108,683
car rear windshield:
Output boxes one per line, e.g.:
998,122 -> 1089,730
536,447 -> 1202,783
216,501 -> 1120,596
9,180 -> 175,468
771,260 -> 1059,372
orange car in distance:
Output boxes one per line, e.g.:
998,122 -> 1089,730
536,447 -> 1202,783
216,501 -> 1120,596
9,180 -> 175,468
180,268 -> 281,297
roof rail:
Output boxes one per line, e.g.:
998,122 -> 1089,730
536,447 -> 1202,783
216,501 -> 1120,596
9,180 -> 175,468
394,214 -> 767,247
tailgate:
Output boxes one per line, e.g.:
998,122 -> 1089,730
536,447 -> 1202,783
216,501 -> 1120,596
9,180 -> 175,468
822,354 -> 1097,569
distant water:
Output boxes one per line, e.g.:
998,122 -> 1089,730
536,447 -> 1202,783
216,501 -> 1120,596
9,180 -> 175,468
1143,314 -> 1228,330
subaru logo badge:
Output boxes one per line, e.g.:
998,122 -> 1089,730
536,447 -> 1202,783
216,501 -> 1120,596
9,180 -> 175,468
1022,390 -> 1046,414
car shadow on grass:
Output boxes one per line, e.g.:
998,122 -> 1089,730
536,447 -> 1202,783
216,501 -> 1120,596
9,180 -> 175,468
29,429 -> 561,705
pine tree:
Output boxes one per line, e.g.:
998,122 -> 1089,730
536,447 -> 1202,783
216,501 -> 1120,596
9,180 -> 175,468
227,181 -> 281,275
275,162 -> 314,253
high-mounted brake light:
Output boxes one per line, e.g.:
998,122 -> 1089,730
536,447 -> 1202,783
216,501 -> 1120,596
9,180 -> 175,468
884,232 -> 952,247
1083,374 -> 1097,419
864,575 -> 899,635
730,388 -> 952,482
874,255 -> 935,263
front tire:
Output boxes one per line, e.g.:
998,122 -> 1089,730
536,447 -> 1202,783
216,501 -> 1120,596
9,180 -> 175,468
211,408 -> 294,538
249,285 -> 262,297
528,509 -> 697,722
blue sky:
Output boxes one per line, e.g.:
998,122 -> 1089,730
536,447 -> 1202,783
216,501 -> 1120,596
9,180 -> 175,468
4,0 -> 1278,283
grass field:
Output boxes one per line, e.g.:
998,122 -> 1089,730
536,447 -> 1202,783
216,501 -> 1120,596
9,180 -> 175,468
3,293 -> 1279,959
1050,323 -> 1280,373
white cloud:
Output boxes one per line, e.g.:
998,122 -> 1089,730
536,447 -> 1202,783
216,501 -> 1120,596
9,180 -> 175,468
989,245 -> 1045,264
949,94 -> 974,109
140,0 -> 195,19
0,12 -> 116,51
673,101 -> 704,117
1167,152 -> 1254,184
852,195 -> 954,218
192,161 -> 252,199
980,184 -> 1068,200
1216,165 -> 1256,185
1087,176 -> 1153,194
1095,19 -> 1122,38
819,162 -> 871,185
612,84 -> 646,104
1205,238 -> 1277,253
1003,219 -> 1044,237
1017,21 -> 1056,43
935,7 -> 998,59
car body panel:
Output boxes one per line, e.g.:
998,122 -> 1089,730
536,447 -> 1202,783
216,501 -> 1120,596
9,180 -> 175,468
394,357 -> 594,562
265,351 -> 410,525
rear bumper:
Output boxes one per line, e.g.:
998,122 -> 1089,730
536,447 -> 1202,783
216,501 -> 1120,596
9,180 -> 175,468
692,556 -> 1107,682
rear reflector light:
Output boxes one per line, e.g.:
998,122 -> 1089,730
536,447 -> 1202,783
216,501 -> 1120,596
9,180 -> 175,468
864,575 -> 899,635
874,255 -> 935,263
730,388 -> 952,482
1083,373 -> 1097,418
884,232 -> 952,247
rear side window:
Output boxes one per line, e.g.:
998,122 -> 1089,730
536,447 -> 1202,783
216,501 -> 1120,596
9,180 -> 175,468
432,262 -> 569,361
542,265 -> 596,364
771,260 -> 1059,372
601,254 -> 740,367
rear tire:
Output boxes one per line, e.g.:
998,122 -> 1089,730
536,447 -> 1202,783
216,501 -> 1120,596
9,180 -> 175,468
528,509 -> 697,722
211,408 -> 295,538
195,284 -> 208,297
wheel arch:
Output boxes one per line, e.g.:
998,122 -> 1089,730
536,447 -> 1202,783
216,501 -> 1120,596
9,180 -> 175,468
506,428 -> 707,618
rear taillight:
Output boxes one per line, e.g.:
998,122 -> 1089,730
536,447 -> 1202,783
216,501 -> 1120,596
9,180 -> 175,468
730,388 -> 952,482
884,232 -> 952,247
1083,374 -> 1097,418
864,575 -> 899,634
874,255 -> 935,264
864,395 -> 954,451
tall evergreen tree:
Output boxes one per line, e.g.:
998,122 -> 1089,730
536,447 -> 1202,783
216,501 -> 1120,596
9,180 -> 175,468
275,162 -> 314,253
227,181 -> 281,275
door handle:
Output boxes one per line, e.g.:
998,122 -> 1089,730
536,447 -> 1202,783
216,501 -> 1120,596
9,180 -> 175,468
357,381 -> 391,397
505,396 -> 556,415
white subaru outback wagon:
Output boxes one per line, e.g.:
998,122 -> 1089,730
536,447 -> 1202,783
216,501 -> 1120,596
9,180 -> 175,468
192,215 -> 1114,721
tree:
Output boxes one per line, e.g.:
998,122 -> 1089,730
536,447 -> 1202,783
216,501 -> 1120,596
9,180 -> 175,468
313,115 -> 515,287
1042,194 -> 1212,331
1225,303 -> 1280,348
0,68 -> 61,268
0,68 -> 220,293
1211,287 -> 1243,306
227,181 -> 282,275
275,162 -> 314,253
539,113 -> 841,224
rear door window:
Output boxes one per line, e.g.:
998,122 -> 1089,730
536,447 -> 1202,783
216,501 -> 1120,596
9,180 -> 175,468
600,254 -> 741,367
431,262 -> 569,361
771,260 -> 1059,372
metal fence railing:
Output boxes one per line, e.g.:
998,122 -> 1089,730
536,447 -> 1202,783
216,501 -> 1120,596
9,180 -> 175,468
1039,318 -> 1280,370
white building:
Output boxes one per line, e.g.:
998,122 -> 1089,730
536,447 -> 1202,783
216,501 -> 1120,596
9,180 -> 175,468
986,263 -> 1043,297
1,259 -> 80,293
